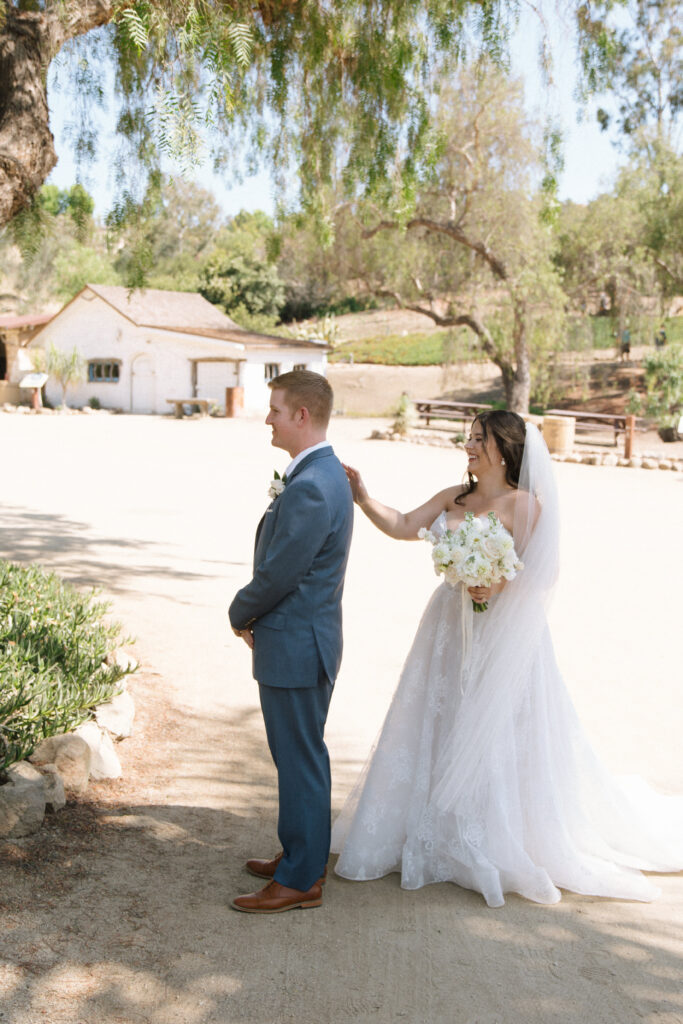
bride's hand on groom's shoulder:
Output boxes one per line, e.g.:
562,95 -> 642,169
342,464 -> 368,505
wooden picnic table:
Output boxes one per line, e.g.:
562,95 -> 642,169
167,398 -> 215,419
544,409 -> 639,447
414,399 -> 493,427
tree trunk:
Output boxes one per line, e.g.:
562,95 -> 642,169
0,10 -> 56,224
364,220 -> 533,415
507,298 -> 531,413
500,365 -> 530,414
0,3 -> 113,227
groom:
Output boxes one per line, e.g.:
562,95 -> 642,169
228,370 -> 353,913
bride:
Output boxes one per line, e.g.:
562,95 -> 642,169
332,411 -> 683,907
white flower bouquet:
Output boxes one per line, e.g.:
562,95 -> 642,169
418,511 -> 523,611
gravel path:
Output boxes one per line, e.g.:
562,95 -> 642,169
0,411 -> 681,1024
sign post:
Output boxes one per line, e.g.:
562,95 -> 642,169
19,372 -> 49,410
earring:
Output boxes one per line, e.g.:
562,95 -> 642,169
500,458 -> 505,466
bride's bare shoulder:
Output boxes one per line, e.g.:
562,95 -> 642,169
513,488 -> 541,523
425,483 -> 467,509
444,483 -> 468,507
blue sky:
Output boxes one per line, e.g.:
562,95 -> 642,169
45,13 -> 625,220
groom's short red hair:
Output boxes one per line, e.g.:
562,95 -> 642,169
269,370 -> 334,427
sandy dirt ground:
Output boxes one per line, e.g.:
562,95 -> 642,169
328,362 -> 502,415
0,407 -> 682,1024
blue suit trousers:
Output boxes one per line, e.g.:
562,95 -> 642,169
258,675 -> 334,892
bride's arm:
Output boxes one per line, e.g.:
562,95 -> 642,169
343,464 -> 457,540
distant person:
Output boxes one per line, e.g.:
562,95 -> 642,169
620,325 -> 631,361
654,325 -> 667,349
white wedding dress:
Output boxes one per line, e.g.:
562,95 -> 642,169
332,426 -> 683,907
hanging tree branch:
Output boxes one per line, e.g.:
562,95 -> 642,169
361,217 -> 509,281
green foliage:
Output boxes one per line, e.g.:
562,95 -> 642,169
616,140 -> 683,298
39,184 -> 96,243
198,253 -> 285,319
0,180 -> 120,311
6,198 -> 52,264
639,344 -> 683,427
330,329 -> 488,366
334,66 -> 567,409
21,0 -> 518,258
43,344 -> 84,407
577,0 -> 682,139
106,172 -> 166,290
54,241 -> 121,300
393,391 -> 419,436
391,392 -> 418,435
288,314 -> 339,348
553,192 -> 656,319
223,303 -> 278,333
0,561 -> 134,779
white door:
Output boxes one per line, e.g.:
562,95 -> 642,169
131,355 -> 156,414
196,361 -> 239,412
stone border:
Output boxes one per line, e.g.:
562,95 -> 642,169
551,451 -> 683,470
2,403 -> 115,416
0,652 -> 137,839
369,429 -> 683,471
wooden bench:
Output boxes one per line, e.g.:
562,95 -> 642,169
167,398 -> 215,419
414,399 -> 493,428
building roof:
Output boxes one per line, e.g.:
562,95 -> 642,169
77,284 -> 324,349
0,313 -> 53,330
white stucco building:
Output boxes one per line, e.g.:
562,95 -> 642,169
27,284 -> 327,415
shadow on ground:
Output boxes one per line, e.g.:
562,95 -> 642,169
0,505 -> 248,598
1,676 -> 681,1024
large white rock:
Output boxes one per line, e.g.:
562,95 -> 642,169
106,648 -> 139,672
95,689 -> 135,739
74,721 -> 122,780
0,761 -> 46,838
36,763 -> 66,812
30,733 -> 92,796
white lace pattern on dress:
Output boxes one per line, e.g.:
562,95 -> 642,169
332,508 -> 683,907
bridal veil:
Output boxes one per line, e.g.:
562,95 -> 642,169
333,424 -> 683,906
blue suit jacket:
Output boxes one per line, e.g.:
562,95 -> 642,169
228,447 -> 354,688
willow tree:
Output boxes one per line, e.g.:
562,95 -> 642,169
576,0 -> 682,301
346,69 -> 565,413
0,0 -> 513,239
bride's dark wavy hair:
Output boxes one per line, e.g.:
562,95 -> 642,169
454,410 -> 527,506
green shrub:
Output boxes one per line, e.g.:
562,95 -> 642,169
0,562 -> 135,781
391,392 -> 418,435
641,344 -> 683,429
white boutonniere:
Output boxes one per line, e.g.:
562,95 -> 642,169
268,470 -> 287,501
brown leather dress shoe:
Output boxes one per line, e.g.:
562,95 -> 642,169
245,852 -> 328,885
231,880 -> 323,914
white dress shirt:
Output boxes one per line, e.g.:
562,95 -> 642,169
285,441 -> 332,479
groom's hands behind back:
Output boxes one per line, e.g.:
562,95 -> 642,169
232,626 -> 255,649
